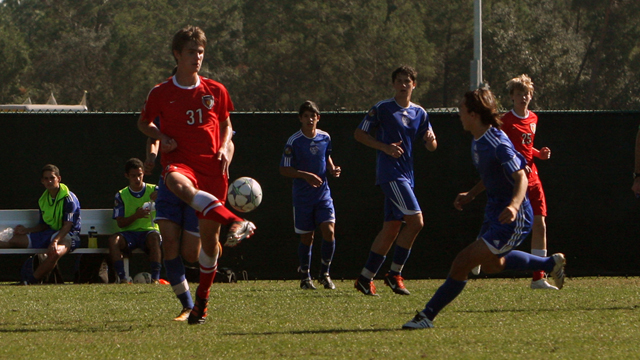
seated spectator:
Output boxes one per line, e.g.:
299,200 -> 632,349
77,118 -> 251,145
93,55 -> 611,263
108,158 -> 162,284
0,164 -> 81,284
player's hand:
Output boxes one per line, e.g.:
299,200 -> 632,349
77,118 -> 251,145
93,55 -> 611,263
160,136 -> 177,153
135,206 -> 151,218
304,173 -> 324,187
539,147 -> 551,160
498,205 -> 518,224
330,166 -> 341,178
143,157 -> 156,175
423,130 -> 436,143
385,141 -> 404,158
217,147 -> 232,178
454,192 -> 474,211
525,165 -> 532,174
14,225 -> 28,235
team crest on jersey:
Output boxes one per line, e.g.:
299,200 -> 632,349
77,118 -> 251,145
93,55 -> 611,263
401,111 -> 410,127
368,108 -> 376,117
309,141 -> 319,155
284,145 -> 293,156
202,95 -> 215,109
530,123 -> 536,134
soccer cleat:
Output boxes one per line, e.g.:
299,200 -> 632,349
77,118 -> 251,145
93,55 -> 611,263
471,265 -> 481,275
224,220 -> 256,247
354,277 -> 378,296
116,276 -> 132,284
318,273 -> 336,290
173,307 -> 192,322
530,278 -> 559,290
188,293 -> 209,325
300,278 -> 317,290
549,253 -> 566,290
402,311 -> 434,330
384,273 -> 410,295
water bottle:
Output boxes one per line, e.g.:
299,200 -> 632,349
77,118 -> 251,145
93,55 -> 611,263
0,227 -> 13,242
88,226 -> 98,248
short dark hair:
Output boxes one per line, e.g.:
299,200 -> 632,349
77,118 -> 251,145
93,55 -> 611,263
462,85 -> 502,128
124,158 -> 144,173
392,65 -> 417,83
298,100 -> 320,117
172,26 -> 207,62
41,164 -> 60,178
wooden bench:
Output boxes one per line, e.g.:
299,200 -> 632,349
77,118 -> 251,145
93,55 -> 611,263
0,209 -> 145,280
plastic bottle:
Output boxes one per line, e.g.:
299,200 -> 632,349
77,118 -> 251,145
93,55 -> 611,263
88,226 -> 98,248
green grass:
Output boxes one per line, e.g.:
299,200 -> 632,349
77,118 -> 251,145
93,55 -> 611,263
1,277 -> 639,359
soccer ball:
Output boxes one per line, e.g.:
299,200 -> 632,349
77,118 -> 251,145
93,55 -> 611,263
133,272 -> 153,284
227,177 -> 263,213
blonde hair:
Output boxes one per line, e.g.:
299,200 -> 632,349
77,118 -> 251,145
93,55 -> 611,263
506,74 -> 534,95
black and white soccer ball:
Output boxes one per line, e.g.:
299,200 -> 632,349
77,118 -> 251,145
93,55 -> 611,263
227,177 -> 263,213
133,272 -> 153,284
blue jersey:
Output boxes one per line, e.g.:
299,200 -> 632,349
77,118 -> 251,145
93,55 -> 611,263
280,129 -> 333,207
112,183 -> 157,219
472,127 -> 529,212
358,99 -> 431,186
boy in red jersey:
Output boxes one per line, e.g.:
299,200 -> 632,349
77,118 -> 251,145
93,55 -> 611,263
137,26 -> 256,324
500,74 -> 556,290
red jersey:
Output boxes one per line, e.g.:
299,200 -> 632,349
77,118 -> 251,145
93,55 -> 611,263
140,76 -> 234,175
501,109 -> 540,182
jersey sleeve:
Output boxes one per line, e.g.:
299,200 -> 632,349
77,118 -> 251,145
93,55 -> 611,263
112,193 -> 125,219
62,196 -> 80,224
358,106 -> 379,133
217,84 -> 234,121
416,109 -> 431,139
495,143 -> 526,175
280,141 -> 295,168
140,85 -> 162,124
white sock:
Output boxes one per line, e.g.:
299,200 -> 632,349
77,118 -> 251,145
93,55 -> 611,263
531,249 -> 547,257
190,191 -> 218,212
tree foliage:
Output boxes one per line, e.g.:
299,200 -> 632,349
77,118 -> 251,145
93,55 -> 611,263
0,0 -> 638,110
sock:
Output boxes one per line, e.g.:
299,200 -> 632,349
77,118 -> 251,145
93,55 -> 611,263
114,260 -> 126,280
531,249 -> 547,281
320,239 -> 335,275
191,191 -> 241,225
422,276 -> 467,321
360,251 -> 386,281
164,256 -> 193,309
298,243 -> 312,279
504,250 -> 556,273
150,261 -> 162,281
388,245 -> 411,276
196,250 -> 218,299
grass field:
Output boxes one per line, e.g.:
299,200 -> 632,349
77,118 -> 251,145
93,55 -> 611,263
1,277 -> 639,359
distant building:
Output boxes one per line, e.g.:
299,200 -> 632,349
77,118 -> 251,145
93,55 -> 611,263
0,92 -> 88,112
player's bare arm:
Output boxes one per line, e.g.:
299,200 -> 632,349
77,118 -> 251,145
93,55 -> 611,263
533,147 -> 551,160
279,166 -> 323,187
454,180 -> 485,211
14,223 -> 47,235
354,128 -> 404,158
145,138 -> 159,175
498,169 -> 528,224
217,116 -> 234,176
137,116 -> 176,153
50,221 -> 73,248
423,130 -> 438,151
327,156 -> 341,178
115,206 -> 152,229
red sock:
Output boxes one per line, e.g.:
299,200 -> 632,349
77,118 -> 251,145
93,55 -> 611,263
532,270 -> 545,281
196,264 -> 217,299
199,201 -> 242,225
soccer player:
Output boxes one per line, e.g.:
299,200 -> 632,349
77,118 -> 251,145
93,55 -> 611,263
354,65 -> 437,296
137,26 -> 255,325
280,100 -> 341,290
499,74 -> 556,290
108,158 -> 162,284
402,87 -> 566,329
0,164 -> 81,284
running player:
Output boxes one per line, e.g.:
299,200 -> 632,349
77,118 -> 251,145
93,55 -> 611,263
402,87 -> 566,329
499,74 -> 556,290
108,158 -> 162,284
280,100 -> 341,290
137,26 -> 255,325
354,65 -> 437,296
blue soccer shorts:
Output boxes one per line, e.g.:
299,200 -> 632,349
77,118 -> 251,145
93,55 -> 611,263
293,198 -> 336,234
154,178 -> 200,235
478,201 -> 533,256
117,230 -> 160,252
29,229 -> 80,251
380,180 -> 421,222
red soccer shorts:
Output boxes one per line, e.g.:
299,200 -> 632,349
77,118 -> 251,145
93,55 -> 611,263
162,162 -> 229,203
527,176 -> 547,217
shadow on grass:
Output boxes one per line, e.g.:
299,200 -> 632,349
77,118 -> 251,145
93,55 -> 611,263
458,304 -> 639,313
0,320 -> 136,334
221,327 -> 402,336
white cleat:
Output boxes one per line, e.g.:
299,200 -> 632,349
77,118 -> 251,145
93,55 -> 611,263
549,253 -> 566,290
224,220 -> 256,247
402,311 -> 434,330
530,278 -> 559,290
471,265 -> 481,275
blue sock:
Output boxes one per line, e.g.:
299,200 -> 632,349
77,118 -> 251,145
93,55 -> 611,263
388,245 -> 411,276
164,256 -> 193,309
423,276 -> 467,321
360,251 -> 386,281
503,250 -> 555,273
320,239 -> 335,274
298,243 -> 312,279
150,261 -> 162,280
114,260 -> 126,280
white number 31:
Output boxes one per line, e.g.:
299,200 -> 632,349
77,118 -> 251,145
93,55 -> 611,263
186,109 -> 203,124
